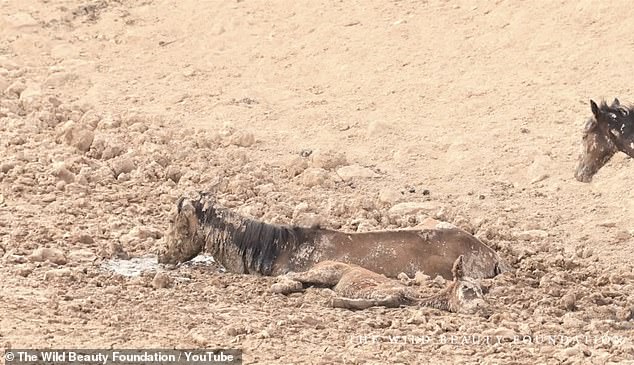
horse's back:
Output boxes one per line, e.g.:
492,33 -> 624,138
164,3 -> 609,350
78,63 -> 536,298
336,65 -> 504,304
317,227 -> 503,279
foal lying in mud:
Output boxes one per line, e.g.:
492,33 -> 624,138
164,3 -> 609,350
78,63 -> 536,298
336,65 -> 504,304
575,98 -> 634,182
158,192 -> 511,280
271,255 -> 488,314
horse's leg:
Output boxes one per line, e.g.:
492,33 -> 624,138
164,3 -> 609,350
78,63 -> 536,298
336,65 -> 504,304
330,295 -> 402,310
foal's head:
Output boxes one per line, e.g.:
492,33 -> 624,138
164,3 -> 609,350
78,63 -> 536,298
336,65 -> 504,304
574,99 -> 633,182
446,255 -> 488,314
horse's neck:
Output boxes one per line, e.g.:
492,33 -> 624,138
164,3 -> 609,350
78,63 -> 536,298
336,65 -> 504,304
611,128 -> 634,158
417,290 -> 453,312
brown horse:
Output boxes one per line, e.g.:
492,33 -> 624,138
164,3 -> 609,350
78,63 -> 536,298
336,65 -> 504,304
158,192 -> 511,280
271,255 -> 489,314
575,99 -> 634,182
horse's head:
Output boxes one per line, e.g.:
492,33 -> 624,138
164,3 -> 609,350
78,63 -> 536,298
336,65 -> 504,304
157,193 -> 207,265
574,99 -> 622,182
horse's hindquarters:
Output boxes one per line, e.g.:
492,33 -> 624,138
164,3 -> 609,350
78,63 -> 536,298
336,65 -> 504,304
317,229 -> 503,280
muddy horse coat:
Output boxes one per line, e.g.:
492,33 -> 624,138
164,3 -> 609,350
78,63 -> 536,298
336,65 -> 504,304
158,193 -> 511,280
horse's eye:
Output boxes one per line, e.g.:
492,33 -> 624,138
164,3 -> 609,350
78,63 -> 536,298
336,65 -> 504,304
462,287 -> 478,299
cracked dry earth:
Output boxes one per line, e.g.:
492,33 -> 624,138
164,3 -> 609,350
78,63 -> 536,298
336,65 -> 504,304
1,0 -> 634,364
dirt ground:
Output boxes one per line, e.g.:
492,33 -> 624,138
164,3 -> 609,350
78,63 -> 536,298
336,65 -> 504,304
1,0 -> 634,364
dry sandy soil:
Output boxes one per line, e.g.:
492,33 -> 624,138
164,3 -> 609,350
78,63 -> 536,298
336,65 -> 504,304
1,0 -> 634,364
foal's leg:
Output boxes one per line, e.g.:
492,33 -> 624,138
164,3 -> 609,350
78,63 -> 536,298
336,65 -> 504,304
271,262 -> 347,295
330,295 -> 402,310
271,278 -> 304,295
284,261 -> 347,287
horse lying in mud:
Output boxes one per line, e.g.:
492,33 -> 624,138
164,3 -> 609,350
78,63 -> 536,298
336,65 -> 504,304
575,98 -> 634,182
271,255 -> 489,314
158,192 -> 511,280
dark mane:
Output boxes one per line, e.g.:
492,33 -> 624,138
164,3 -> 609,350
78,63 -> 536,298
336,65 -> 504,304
191,194 -> 315,275
597,99 -> 634,138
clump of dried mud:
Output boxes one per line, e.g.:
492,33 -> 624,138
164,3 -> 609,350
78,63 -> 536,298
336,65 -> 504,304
1,69 -> 633,364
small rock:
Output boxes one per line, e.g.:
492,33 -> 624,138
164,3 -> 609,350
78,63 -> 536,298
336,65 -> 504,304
417,217 -> 443,229
16,266 -> 33,277
68,249 -> 97,263
5,12 -> 39,29
414,271 -> 431,285
6,255 -> 27,264
5,80 -> 26,97
311,150 -> 347,170
513,229 -> 548,241
189,331 -> 209,346
18,84 -> 42,107
130,122 -> 148,133
293,213 -> 323,228
51,163 -> 75,183
72,233 -> 94,245
518,323 -> 532,336
0,161 -> 17,173
378,188 -> 402,204
44,268 -> 73,281
256,183 -> 275,195
367,120 -> 392,137
151,271 -> 173,289
388,201 -> 442,216
597,221 -> 617,228
336,164 -> 378,180
484,327 -> 516,342
225,326 -> 248,337
527,155 -> 551,183
560,347 -> 581,358
0,75 -> 8,92
108,242 -> 129,260
41,194 -> 56,203
292,202 -> 310,218
44,72 -> 80,89
229,131 -> 255,147
110,157 -> 136,177
50,44 -> 81,60
72,129 -> 95,152
117,173 -> 130,182
80,110 -> 101,130
165,166 -> 182,183
562,313 -> 584,329
616,307 -> 633,322
256,330 -> 270,339
432,275 -> 446,287
561,292 -> 576,311
128,226 -> 162,240
300,167 -> 329,187
406,312 -> 427,325
28,247 -> 67,265
285,156 -> 308,177
615,230 -> 631,241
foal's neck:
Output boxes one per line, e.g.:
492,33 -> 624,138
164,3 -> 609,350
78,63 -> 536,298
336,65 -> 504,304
615,134 -> 634,158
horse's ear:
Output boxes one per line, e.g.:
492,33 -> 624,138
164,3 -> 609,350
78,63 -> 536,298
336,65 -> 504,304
176,197 -> 186,213
452,255 -> 465,281
590,100 -> 600,118
613,98 -> 620,107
